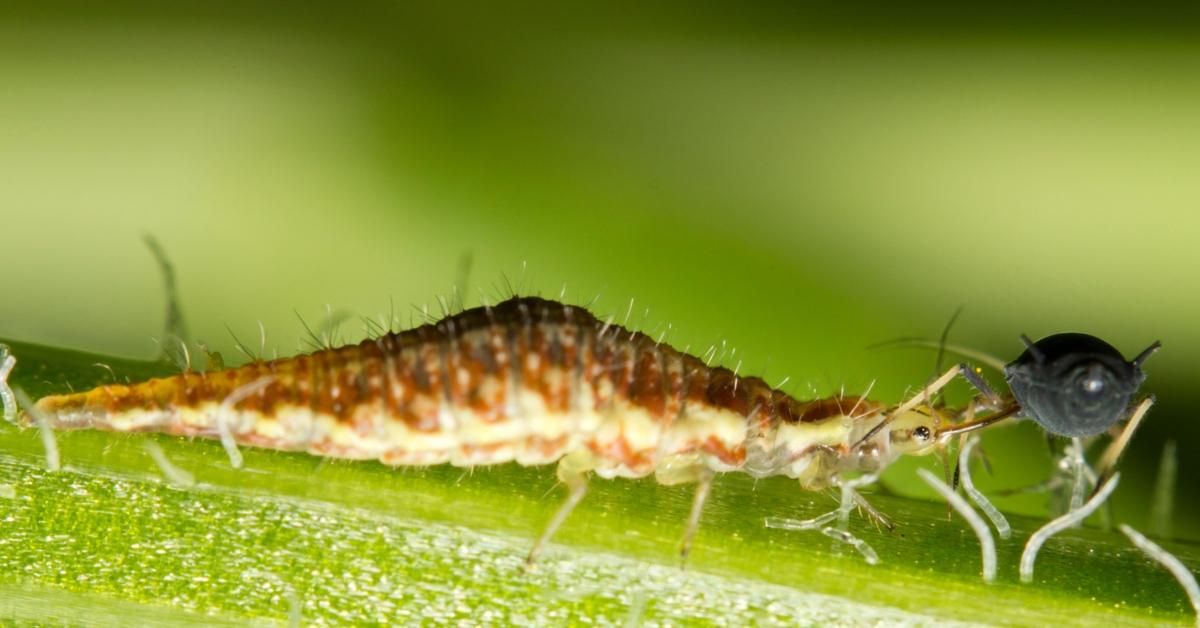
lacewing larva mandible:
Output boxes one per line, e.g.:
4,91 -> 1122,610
5,296 -> 994,563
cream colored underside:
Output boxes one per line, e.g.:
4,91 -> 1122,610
43,379 -> 883,483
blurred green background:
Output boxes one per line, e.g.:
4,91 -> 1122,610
2,3 -> 1198,536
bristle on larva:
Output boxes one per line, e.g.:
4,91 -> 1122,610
1119,524 -> 1200,627
1020,472 -> 1120,583
918,468 -> 995,583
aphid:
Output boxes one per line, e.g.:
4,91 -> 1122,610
938,333 -> 1159,495
1004,333 -> 1160,438
5,296 -> 993,564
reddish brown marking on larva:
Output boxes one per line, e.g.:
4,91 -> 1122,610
26,296 -> 941,491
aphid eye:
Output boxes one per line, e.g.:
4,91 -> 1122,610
913,426 -> 932,441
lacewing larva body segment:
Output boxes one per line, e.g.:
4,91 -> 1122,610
23,296 -> 952,561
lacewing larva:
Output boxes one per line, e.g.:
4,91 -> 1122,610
4,297 -> 997,563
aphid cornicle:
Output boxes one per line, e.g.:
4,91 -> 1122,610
12,296 -> 994,564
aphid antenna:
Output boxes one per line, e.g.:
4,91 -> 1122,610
143,234 -> 190,354
933,306 -> 964,376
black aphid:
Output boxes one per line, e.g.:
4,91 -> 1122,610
1004,333 -> 1160,438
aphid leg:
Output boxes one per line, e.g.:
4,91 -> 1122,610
678,472 -> 714,565
1092,395 -> 1155,498
1020,472 -> 1120,584
212,376 -> 276,469
13,387 -> 60,472
1150,440 -> 1178,539
1119,524 -> 1200,624
1067,437 -> 1089,518
143,439 -> 196,487
526,454 -> 592,566
959,436 -> 1011,539
0,344 -> 16,425
918,468 -> 996,582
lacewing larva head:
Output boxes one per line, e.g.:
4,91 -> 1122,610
1003,333 -> 1160,438
886,405 -> 944,456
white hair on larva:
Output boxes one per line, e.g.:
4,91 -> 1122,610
143,439 -> 196,487
918,467 -> 996,583
213,375 -> 275,469
0,345 -> 16,424
1119,524 -> 1200,627
13,387 -> 60,472
1020,472 -> 1120,584
959,436 -> 1012,539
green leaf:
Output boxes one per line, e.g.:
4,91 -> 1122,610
1,339 -> 1196,625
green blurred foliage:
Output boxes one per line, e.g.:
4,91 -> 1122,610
1,1 -> 1199,541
